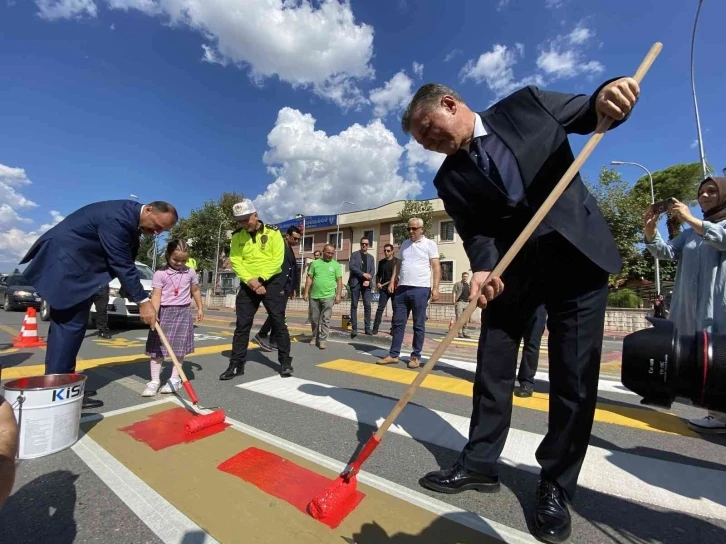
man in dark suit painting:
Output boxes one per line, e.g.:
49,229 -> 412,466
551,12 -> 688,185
402,77 -> 639,543
20,200 -> 177,409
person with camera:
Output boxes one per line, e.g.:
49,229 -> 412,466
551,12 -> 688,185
644,176 -> 726,434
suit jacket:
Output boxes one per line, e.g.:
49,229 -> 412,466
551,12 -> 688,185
281,244 -> 299,296
20,200 -> 146,310
434,81 -> 624,275
452,281 -> 471,303
348,250 -> 375,288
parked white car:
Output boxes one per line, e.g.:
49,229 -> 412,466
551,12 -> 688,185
40,262 -> 154,327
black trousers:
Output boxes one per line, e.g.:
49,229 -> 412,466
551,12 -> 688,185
372,288 -> 393,332
92,285 -> 110,333
231,277 -> 291,366
460,232 -> 608,500
259,288 -> 291,341
517,304 -> 547,387
46,298 -> 93,374
350,285 -> 372,332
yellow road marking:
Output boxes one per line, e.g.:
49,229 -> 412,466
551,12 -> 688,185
93,338 -> 146,349
317,359 -> 696,437
0,324 -> 20,338
0,342 -> 251,380
0,347 -> 19,355
432,336 -> 549,351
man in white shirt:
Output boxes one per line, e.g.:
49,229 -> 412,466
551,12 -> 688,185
377,217 -> 440,368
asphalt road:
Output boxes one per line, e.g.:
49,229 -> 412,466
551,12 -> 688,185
0,307 -> 724,543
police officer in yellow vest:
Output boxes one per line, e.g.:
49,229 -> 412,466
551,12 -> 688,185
221,199 -> 293,379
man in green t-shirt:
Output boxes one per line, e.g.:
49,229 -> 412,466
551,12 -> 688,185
303,244 -> 342,349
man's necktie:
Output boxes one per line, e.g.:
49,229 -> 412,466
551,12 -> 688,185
469,136 -> 506,194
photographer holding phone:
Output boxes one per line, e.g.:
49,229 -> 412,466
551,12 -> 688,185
644,176 -> 726,434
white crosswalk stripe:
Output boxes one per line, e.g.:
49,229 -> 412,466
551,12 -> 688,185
238,376 -> 726,521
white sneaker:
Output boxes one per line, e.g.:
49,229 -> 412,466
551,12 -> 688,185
687,415 -> 726,434
142,381 -> 160,397
160,378 -> 182,394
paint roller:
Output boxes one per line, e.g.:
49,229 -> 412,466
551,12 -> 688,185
154,322 -> 227,434
306,42 -> 663,522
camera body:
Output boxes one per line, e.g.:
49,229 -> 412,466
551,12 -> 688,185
622,318 -> 726,411
650,197 -> 675,215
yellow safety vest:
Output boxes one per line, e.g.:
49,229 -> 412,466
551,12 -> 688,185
229,222 -> 284,283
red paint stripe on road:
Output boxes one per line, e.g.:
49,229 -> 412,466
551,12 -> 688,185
218,447 -> 365,528
120,407 -> 230,451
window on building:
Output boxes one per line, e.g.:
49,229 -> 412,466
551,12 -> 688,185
362,229 -> 374,247
440,220 -> 455,242
328,232 -> 342,250
302,235 -> 313,252
440,260 -> 454,283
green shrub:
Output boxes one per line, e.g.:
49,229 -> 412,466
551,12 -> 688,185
607,289 -> 642,308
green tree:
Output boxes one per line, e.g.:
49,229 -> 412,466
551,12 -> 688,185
136,234 -> 163,267
588,166 -> 643,283
168,191 -> 246,273
393,200 -> 435,244
630,162 -> 705,205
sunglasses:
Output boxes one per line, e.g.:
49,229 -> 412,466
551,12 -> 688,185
361,242 -> 369,246
407,227 -> 421,231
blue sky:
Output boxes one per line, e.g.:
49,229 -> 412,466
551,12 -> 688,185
1,0 -> 724,269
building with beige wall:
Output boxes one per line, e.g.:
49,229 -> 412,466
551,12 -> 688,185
286,198 -> 471,300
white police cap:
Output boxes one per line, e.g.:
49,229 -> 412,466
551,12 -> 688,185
232,199 -> 257,219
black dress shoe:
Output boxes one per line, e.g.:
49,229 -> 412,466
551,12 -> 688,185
82,397 -> 104,409
514,384 -> 534,398
84,389 -> 97,397
364,330 -> 373,336
98,331 -> 112,339
350,331 -> 357,339
371,328 -> 378,335
219,362 -> 245,380
420,463 -> 500,494
279,363 -> 293,377
533,480 -> 572,543
254,333 -> 274,352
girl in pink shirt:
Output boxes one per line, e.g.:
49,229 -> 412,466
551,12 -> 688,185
142,240 -> 204,397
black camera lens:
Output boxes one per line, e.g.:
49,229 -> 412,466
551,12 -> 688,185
622,318 -> 726,411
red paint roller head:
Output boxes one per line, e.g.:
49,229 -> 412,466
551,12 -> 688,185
308,474 -> 359,521
184,409 -> 227,434
307,434 -> 381,521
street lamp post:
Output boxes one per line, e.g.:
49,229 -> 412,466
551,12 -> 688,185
213,221 -> 224,298
611,160 -> 661,295
335,201 -> 354,260
296,214 -> 305,294
691,0 -> 708,178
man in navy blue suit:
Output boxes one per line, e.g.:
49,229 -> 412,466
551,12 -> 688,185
20,200 -> 178,409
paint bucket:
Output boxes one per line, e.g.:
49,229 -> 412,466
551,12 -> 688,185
2,374 -> 87,459
341,314 -> 351,330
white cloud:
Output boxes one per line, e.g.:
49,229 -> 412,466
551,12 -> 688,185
0,211 -> 64,265
461,24 -> 603,98
412,61 -> 424,79
0,162 -> 64,264
405,138 -> 445,175
253,107 -> 422,223
568,24 -> 593,45
369,71 -> 414,118
537,25 -> 603,79
460,43 -> 544,99
545,0 -> 567,8
55,0 -> 374,108
691,139 -> 699,149
497,0 -> 511,10
36,0 -> 97,20
444,48 -> 462,63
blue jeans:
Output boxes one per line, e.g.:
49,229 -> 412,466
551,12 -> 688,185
389,286 -> 430,359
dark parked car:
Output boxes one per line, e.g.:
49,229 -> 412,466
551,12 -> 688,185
0,274 -> 42,311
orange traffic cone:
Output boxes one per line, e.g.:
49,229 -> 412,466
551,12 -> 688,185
13,307 -> 47,348
448,316 -> 455,330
